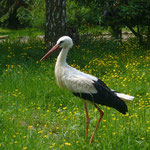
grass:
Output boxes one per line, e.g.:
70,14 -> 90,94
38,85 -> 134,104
0,36 -> 150,150
0,27 -> 44,40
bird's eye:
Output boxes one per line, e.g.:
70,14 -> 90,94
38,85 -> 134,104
59,41 -> 64,44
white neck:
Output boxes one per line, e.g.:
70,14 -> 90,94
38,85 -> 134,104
56,47 -> 69,66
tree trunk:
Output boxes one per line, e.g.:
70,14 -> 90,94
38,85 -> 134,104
126,23 -> 143,44
45,0 -> 68,47
111,25 -> 122,39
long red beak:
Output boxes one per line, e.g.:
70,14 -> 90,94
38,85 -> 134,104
40,44 -> 59,61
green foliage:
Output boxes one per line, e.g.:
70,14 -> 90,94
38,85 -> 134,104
0,0 -> 150,41
16,6 -> 32,26
67,1 -> 101,29
102,0 -> 150,38
0,36 -> 150,149
73,0 -> 150,40
29,0 -> 45,29
119,0 -> 150,25
0,0 -> 45,28
0,0 -> 29,28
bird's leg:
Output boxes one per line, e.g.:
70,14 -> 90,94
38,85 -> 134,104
84,102 -> 90,138
90,104 -> 104,143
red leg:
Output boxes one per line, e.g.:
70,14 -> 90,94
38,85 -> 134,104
84,102 -> 90,138
90,104 -> 104,143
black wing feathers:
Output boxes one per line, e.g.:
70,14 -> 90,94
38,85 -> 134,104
73,79 -> 128,114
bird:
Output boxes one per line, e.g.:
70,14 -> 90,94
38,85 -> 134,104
40,36 -> 134,143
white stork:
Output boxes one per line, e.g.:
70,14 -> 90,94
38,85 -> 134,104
40,36 -> 134,143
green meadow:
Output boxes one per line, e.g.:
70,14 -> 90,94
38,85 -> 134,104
0,35 -> 150,149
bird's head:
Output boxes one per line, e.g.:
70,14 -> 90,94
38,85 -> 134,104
40,36 -> 73,61
57,36 -> 73,49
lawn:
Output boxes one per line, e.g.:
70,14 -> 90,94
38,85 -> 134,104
0,35 -> 150,149
0,27 -> 44,40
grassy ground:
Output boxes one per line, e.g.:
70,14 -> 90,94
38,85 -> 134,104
0,28 -> 44,40
0,36 -> 150,150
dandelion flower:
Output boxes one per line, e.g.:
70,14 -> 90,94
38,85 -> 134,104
64,142 -> 71,146
28,125 -> 33,130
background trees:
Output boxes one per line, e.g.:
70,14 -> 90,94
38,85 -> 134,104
75,0 -> 150,42
0,0 -> 45,28
0,0 -> 32,28
0,0 -> 150,43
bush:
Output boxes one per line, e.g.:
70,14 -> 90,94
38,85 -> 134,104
0,0 -> 45,29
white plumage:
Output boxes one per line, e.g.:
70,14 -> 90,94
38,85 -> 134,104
55,64 -> 98,94
40,36 -> 134,143
116,93 -> 134,101
54,36 -> 98,94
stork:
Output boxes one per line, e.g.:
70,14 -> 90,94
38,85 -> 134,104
40,36 -> 134,143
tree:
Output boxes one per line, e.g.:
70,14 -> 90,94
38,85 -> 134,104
101,0 -> 150,42
0,0 -> 32,28
45,0 -> 68,46
74,0 -> 150,42
119,0 -> 150,42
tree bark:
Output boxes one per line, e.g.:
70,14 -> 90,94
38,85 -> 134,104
45,0 -> 68,47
